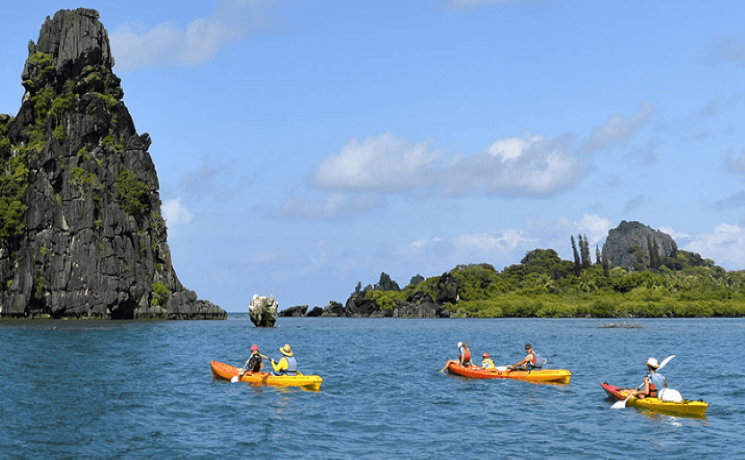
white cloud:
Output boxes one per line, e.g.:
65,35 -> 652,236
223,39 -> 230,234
162,198 -> 194,226
276,192 -> 380,221
451,132 -> 584,197
657,226 -> 691,241
581,102 -> 656,153
312,133 -> 440,192
684,223 -> 745,269
576,214 -> 614,245
312,132 -> 587,198
453,229 -> 535,254
109,0 -> 276,71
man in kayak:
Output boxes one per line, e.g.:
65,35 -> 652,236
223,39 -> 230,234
238,344 -> 264,378
635,357 -> 667,399
440,342 -> 472,372
508,343 -> 544,371
481,353 -> 495,369
271,344 -> 298,376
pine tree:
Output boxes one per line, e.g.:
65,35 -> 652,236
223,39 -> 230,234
571,235 -> 581,276
580,234 -> 592,269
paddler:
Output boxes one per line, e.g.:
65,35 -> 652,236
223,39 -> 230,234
634,357 -> 667,399
481,353 -> 495,369
238,344 -> 264,378
271,344 -> 298,376
508,343 -> 544,371
440,342 -> 472,372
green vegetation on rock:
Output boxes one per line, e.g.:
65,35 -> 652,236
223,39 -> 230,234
363,248 -> 745,318
151,282 -> 170,307
115,168 -> 150,216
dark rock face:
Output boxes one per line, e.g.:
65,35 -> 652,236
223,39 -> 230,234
345,296 -> 381,317
602,221 -> 676,271
0,9 -> 225,319
321,301 -> 346,317
279,305 -> 308,317
435,272 -> 460,304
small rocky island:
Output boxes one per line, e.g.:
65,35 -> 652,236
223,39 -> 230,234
0,9 -> 225,319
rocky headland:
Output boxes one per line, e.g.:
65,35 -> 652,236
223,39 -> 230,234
0,9 -> 225,319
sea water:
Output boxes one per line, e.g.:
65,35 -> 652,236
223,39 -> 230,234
0,316 -> 742,458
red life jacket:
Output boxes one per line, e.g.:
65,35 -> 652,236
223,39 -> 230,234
648,381 -> 658,398
460,348 -> 471,365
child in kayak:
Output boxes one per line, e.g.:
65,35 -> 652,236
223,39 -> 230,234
239,344 -> 264,378
481,353 -> 495,369
440,342 -> 472,372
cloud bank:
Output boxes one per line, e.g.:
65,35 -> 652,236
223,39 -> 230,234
312,131 -> 586,198
109,0 -> 277,71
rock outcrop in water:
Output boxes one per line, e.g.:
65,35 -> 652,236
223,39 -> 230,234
0,9 -> 225,319
248,294 -> 278,327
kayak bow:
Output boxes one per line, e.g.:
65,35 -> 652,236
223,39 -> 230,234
210,360 -> 323,391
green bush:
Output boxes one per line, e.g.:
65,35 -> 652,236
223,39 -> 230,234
151,283 -> 170,307
115,169 -> 150,216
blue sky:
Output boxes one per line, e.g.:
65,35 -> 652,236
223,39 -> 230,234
2,1 -> 745,312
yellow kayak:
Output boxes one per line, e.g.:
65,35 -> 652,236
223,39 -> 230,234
210,360 -> 323,391
602,382 -> 708,417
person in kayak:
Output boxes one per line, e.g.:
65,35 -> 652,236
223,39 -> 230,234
508,343 -> 544,371
635,357 -> 668,399
481,353 -> 495,369
271,344 -> 298,376
440,342 -> 472,372
238,344 -> 264,378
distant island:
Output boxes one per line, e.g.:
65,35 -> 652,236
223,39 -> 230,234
281,220 -> 745,318
0,9 -> 224,319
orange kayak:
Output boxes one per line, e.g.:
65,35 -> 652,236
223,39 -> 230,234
447,363 -> 571,384
210,360 -> 323,391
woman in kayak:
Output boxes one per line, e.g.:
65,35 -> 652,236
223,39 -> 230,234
238,344 -> 264,378
508,343 -> 544,371
271,344 -> 298,376
440,342 -> 472,372
635,357 -> 667,399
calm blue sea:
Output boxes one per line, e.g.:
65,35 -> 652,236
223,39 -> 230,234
0,316 -> 742,458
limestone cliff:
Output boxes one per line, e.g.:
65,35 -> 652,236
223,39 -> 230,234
601,220 -> 677,271
0,9 -> 225,319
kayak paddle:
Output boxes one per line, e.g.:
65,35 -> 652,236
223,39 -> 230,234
231,354 -> 272,382
611,355 -> 675,409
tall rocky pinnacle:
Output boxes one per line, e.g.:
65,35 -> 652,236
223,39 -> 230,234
0,8 -> 226,319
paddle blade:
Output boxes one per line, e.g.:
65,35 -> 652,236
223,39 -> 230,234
657,355 -> 675,371
610,399 -> 627,410
230,375 -> 239,383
